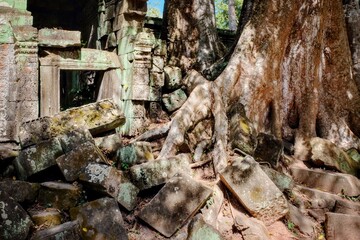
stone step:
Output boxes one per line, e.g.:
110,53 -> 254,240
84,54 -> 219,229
325,212 -> 360,240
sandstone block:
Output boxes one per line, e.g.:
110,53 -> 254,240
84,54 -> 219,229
254,133 -> 283,167
19,99 -> 125,147
287,204 -> 318,238
79,163 -> 139,211
290,167 -> 360,196
138,173 -> 212,237
38,29 -> 81,48
38,182 -> 82,210
227,101 -> 257,154
14,138 -> 64,180
325,212 -> 360,240
164,66 -> 182,90
162,89 -> 187,112
152,56 -> 164,72
0,179 -> 40,203
57,128 -> 94,153
261,166 -> 294,192
30,209 -> 62,228
70,197 -> 128,239
56,142 -> 107,182
130,154 -> 191,190
0,190 -> 32,240
188,215 -> 224,240
117,141 -> 153,169
30,221 -> 81,240
150,72 -> 165,87
309,137 -> 359,175
95,133 -> 122,154
334,199 -> 360,216
220,156 -> 289,225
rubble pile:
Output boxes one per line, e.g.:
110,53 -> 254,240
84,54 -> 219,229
1,99 -> 360,240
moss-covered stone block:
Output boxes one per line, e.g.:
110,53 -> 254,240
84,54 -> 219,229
38,182 -> 82,210
38,29 -> 81,48
14,138 -> 64,180
162,89 -> 187,112
79,163 -> 139,211
0,190 -> 32,240
117,141 -> 153,169
130,154 -> 191,190
164,66 -> 182,90
70,197 -> 128,240
56,142 -> 107,182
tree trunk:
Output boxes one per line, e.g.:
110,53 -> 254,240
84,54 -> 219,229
159,0 -> 360,172
228,0 -> 237,31
163,0 -> 226,73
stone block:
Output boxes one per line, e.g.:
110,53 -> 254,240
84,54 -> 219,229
254,133 -> 283,167
0,190 -> 32,240
132,67 -> 150,85
117,35 -> 135,55
150,72 -> 165,87
162,89 -> 188,112
122,100 -> 146,118
148,101 -> 168,122
325,213 -> 360,240
227,101 -> 257,154
57,128 -> 94,153
30,209 -> 62,228
290,167 -> 360,196
116,26 -> 140,40
12,25 -> 38,42
0,179 -> 40,203
30,221 -> 81,240
105,2 -> 115,20
7,101 -> 38,122
138,173 -> 212,237
334,199 -> 360,216
309,137 -> 359,175
38,29 -> 81,48
56,142 -> 107,182
153,39 -> 167,56
121,117 -> 147,136
260,166 -> 294,192
105,32 -> 117,48
287,204 -> 318,238
14,138 -> 64,180
122,84 -> 150,100
117,141 -> 153,169
152,56 -> 164,72
220,156 -> 289,225
0,21 -> 14,44
79,163 -> 139,211
95,133 -> 122,154
116,0 -> 147,16
164,66 -> 182,90
70,197 -> 128,239
130,154 -> 191,190
149,86 -> 161,101
38,182 -> 82,210
187,215 -> 224,240
19,99 -> 125,147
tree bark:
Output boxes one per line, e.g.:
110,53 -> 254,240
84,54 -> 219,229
159,0 -> 360,172
163,0 -> 226,73
228,0 -> 237,31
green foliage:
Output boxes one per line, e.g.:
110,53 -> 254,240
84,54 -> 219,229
215,0 -> 243,30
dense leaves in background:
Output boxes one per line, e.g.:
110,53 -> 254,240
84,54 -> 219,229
215,0 -> 243,30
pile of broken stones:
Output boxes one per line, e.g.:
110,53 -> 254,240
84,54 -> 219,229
1,99 -> 360,240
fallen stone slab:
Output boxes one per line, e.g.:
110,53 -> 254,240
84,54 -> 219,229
130,154 -> 191,190
254,133 -> 283,168
220,156 -> 289,225
30,209 -> 62,228
261,165 -> 294,192
19,99 -> 125,147
95,133 -> 122,154
138,173 -> 212,237
188,215 -> 224,240
38,29 -> 81,48
57,128 -> 94,153
13,138 -> 64,180
309,137 -> 359,175
117,141 -> 153,170
56,142 -> 108,182
38,182 -> 82,210
334,199 -> 360,216
290,167 -> 360,196
287,204 -> 318,238
70,197 -> 127,240
325,212 -> 360,240
30,221 -> 81,240
0,179 -> 40,203
0,190 -> 33,240
79,163 -> 139,211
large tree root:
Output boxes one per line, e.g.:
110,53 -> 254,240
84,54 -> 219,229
158,73 -> 229,174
